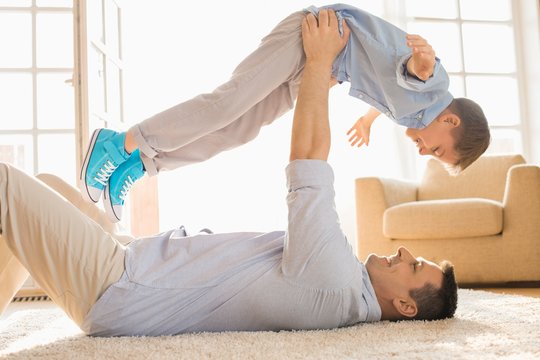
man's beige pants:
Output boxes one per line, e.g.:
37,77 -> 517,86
0,163 -> 132,326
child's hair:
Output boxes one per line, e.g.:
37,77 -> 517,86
446,98 -> 491,175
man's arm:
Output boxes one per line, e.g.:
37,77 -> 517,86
289,10 -> 350,162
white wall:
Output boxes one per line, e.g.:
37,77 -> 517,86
516,0 -> 540,165
122,1 -> 418,252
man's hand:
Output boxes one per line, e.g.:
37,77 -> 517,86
405,34 -> 436,81
302,10 -> 350,68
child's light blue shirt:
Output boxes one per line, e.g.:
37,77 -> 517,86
307,4 -> 454,128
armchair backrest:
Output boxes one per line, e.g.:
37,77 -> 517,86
418,154 -> 526,201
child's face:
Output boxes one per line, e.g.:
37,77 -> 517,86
405,111 -> 460,166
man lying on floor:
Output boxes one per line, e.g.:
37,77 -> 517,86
0,10 -> 457,336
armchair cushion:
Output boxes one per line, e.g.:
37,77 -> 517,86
383,198 -> 503,239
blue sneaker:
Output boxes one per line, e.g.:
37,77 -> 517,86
79,129 -> 129,203
103,149 -> 145,222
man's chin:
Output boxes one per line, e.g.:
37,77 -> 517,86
365,253 -> 377,267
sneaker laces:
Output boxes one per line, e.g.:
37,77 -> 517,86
94,160 -> 118,186
119,175 -> 136,201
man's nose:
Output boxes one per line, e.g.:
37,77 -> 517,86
398,246 -> 415,261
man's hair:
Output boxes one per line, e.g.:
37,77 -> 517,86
409,260 -> 458,321
446,98 -> 491,175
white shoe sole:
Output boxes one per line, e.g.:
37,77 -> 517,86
103,183 -> 121,223
78,129 -> 102,203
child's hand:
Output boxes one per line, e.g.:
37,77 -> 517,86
406,34 -> 436,81
347,116 -> 372,148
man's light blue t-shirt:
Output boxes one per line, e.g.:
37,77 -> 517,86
82,161 -> 381,336
308,4 -> 454,128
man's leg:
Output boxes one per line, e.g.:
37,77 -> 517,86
36,173 -> 134,246
0,164 -> 126,326
0,173 -> 134,316
0,241 -> 28,315
131,11 -> 306,175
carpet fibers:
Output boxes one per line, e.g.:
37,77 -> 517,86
1,289 -> 539,359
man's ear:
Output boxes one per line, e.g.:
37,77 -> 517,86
392,297 -> 418,318
437,112 -> 461,127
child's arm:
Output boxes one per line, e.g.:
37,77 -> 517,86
405,34 -> 436,81
346,107 -> 381,147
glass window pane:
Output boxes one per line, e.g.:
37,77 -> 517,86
485,129 -> 522,155
90,114 -> 106,131
406,0 -> 458,19
0,73 -> 33,130
462,23 -> 515,73
106,59 -> 122,121
36,0 -> 73,7
0,135 -> 33,173
37,72 -> 75,129
88,47 -> 106,116
36,13 -> 73,68
460,0 -> 511,21
38,134 -> 76,184
105,0 -> 120,58
466,76 -> 520,126
0,13 -> 32,67
87,0 -> 104,44
449,75 -> 465,97
407,21 -> 462,72
0,0 -> 30,6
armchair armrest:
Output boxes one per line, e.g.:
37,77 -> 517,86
501,164 -> 540,279
503,164 -> 540,231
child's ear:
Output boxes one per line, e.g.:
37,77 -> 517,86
438,113 -> 461,127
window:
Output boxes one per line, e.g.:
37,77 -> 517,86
78,0 -> 124,134
405,0 -> 525,174
0,0 -> 75,295
0,0 -> 76,183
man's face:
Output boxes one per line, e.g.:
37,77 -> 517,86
365,246 -> 443,301
405,111 -> 460,166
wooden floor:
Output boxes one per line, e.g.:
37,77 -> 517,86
480,287 -> 540,298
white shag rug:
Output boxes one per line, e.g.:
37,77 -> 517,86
1,289 -> 539,360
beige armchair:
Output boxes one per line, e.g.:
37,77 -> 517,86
355,154 -> 540,284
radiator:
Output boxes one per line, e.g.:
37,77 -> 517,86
14,276 -> 48,301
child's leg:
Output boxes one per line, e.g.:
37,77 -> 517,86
147,81 -> 301,171
130,11 -> 306,175
0,163 -> 126,326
